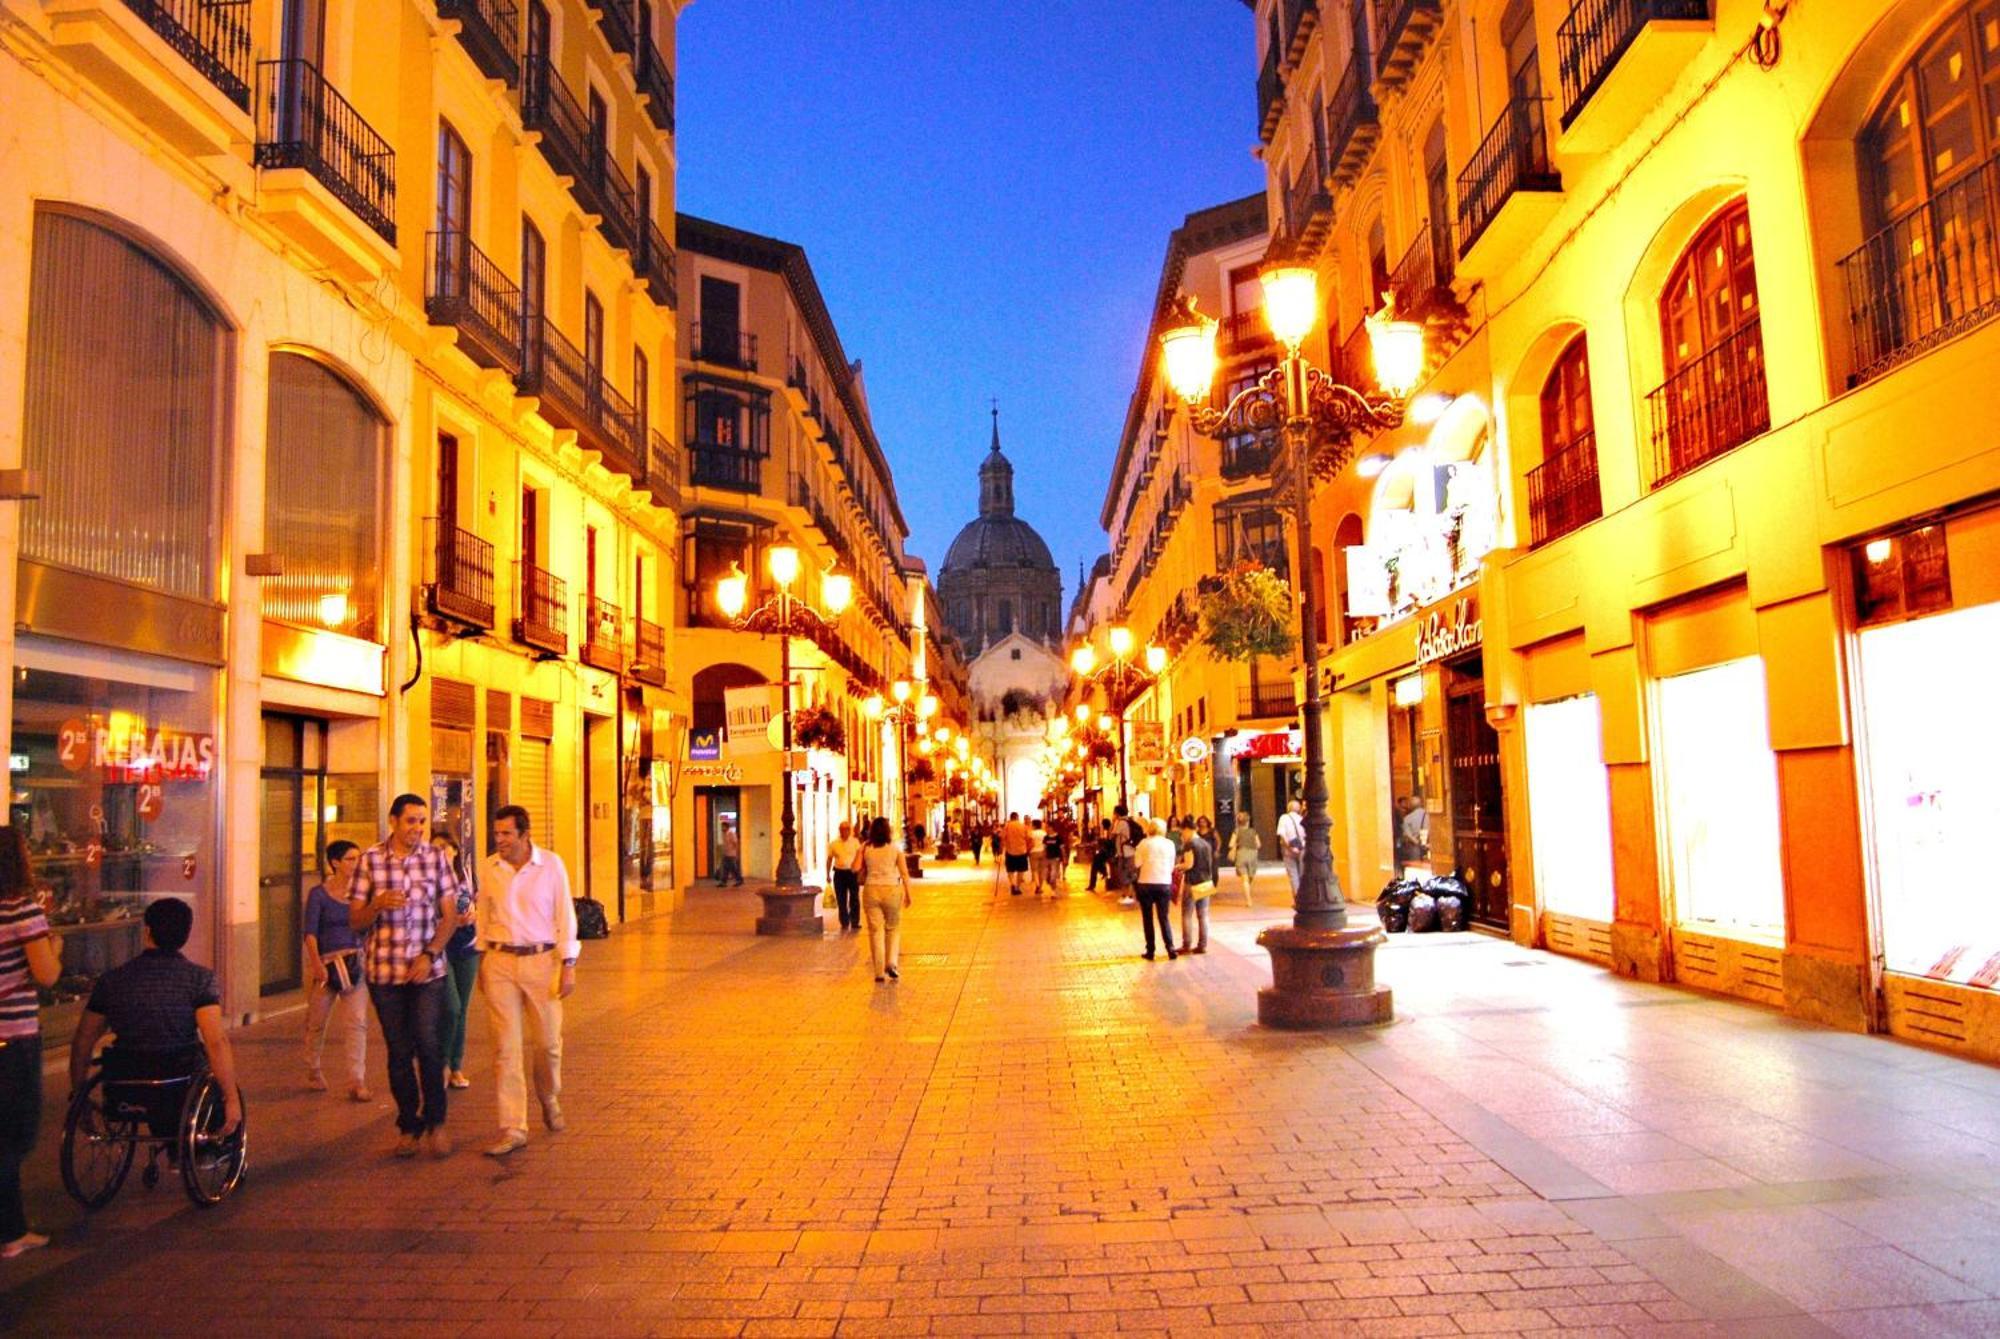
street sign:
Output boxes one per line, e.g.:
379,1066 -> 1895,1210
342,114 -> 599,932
1129,720 -> 1167,769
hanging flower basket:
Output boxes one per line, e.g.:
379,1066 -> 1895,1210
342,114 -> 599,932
1198,563 -> 1296,662
792,705 -> 846,753
908,758 -> 936,785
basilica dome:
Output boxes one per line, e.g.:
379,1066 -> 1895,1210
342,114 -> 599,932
936,411 -> 1064,658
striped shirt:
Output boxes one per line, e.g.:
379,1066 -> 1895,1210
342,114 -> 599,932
0,899 -> 51,1040
349,840 -> 459,986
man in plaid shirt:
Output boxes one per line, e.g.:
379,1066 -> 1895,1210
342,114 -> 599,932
349,792 -> 463,1158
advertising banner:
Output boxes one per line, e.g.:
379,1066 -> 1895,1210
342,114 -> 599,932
723,685 -> 780,758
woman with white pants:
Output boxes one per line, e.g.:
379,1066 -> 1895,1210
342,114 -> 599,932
858,816 -> 914,983
302,840 -> 371,1100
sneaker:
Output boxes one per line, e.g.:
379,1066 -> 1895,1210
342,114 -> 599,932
885,965 -> 899,980
0,1233 -> 49,1259
1191,945 -> 1208,955
484,1132 -> 529,1158
1142,952 -> 1155,961
305,1071 -> 327,1092
448,1071 -> 471,1090
1168,949 -> 1179,960
394,1133 -> 421,1159
540,1099 -> 565,1133
425,1126 -> 453,1159
349,1084 -> 373,1103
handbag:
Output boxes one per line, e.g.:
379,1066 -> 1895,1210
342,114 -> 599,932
321,949 -> 362,992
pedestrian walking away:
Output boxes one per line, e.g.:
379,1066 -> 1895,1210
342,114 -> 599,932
1040,817 -> 1066,895
0,827 -> 62,1259
1086,818 -> 1113,891
1228,821 -> 1262,908
826,821 -> 863,932
858,816 -> 914,983
477,805 -> 578,1158
1178,817 -> 1217,954
999,812 -> 1033,896
1132,818 -> 1179,960
969,822 -> 985,866
715,819 -> 744,887
1027,817 -> 1048,894
302,839 -> 371,1102
1277,800 -> 1305,897
432,828 -> 481,1091
349,793 -> 461,1159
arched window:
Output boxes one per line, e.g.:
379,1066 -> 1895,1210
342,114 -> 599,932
997,598 -> 1013,636
264,353 -> 385,640
1528,336 -> 1601,546
21,209 -> 224,599
1366,216 -> 1391,308
1332,514 -> 1364,646
1650,200 -> 1768,483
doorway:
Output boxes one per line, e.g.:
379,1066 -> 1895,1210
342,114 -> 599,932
583,713 -> 619,916
693,786 -> 740,880
1444,657 -> 1509,930
259,714 -> 378,995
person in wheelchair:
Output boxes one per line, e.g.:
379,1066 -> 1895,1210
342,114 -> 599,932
67,899 -> 241,1141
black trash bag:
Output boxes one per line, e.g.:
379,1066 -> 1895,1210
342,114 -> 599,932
1376,893 -> 1410,933
1407,890 -> 1438,933
1427,873 -> 1471,901
574,896 -> 611,940
1434,892 -> 1466,932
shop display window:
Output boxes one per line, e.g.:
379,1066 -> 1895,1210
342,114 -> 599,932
1858,602 -> 2000,987
11,657 -> 216,1048
1655,658 -> 1786,939
1523,695 -> 1615,922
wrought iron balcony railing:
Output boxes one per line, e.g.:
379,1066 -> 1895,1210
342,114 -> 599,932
1283,0 -> 1321,63
631,616 -> 666,685
437,0 -> 519,86
690,322 -> 758,371
1220,437 -> 1278,480
1238,683 -> 1299,720
254,59 -> 397,243
646,428 -> 681,507
689,442 -> 761,492
521,54 -> 604,216
1456,96 -> 1559,256
1557,0 -> 1708,129
593,150 -> 639,253
1325,52 -> 1379,187
1219,308 -> 1273,353
1526,431 -> 1603,547
1285,155 -> 1333,243
425,230 -> 523,373
1645,317 -> 1768,486
637,216 -> 677,308
1257,43 -> 1285,144
426,519 -> 495,629
1840,152 -> 2000,387
513,563 -> 568,656
1389,226 -> 1453,317
588,0 -> 635,58
121,0 -> 252,108
518,315 -> 595,437
588,375 -> 644,481
636,31 -> 676,134
581,595 -> 624,671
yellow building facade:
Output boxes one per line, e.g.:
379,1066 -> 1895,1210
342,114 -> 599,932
0,0 -> 687,1035
1244,0 -> 2000,1056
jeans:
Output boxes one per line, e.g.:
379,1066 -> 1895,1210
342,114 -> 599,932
480,949 -> 562,1138
1180,887 -> 1212,950
832,869 -> 860,929
1135,884 -> 1175,956
862,884 -> 903,976
715,855 -> 743,886
1087,849 -> 1108,890
441,951 -> 482,1071
0,1039 -> 39,1242
1282,851 -> 1302,895
304,979 -> 369,1086
369,977 -> 448,1134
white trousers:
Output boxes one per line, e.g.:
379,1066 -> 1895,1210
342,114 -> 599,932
304,981 -> 369,1085
480,949 -> 563,1136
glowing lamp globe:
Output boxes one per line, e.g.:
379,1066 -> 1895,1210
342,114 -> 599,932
1158,311 -> 1218,404
862,695 -> 885,721
1367,308 -> 1426,399
765,544 -> 800,588
1259,262 -> 1319,348
820,569 -> 852,615
1070,644 -> 1097,676
1144,645 -> 1167,675
1108,626 -> 1134,658
715,563 -> 749,620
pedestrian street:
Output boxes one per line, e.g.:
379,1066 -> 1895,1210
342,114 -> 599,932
6,859 -> 2000,1337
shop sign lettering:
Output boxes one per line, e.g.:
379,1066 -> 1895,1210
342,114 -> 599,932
1415,598 -> 1482,668
689,729 -> 722,761
681,762 -> 745,783
59,716 -> 215,782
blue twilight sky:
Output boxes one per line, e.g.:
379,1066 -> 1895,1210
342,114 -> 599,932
675,0 -> 1264,603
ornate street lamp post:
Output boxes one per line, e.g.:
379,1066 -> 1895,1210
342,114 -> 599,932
716,544 -> 852,935
1069,629 -> 1167,810
1158,246 -> 1424,1028
862,679 -> 937,873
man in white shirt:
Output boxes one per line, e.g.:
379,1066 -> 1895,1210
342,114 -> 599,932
1132,818 -> 1180,961
1276,800 -> 1306,897
478,805 -> 578,1157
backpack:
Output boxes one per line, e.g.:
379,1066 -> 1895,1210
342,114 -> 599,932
574,896 -> 611,940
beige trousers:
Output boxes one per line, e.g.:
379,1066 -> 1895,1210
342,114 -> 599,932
303,981 -> 369,1085
863,884 -> 903,976
480,949 -> 563,1136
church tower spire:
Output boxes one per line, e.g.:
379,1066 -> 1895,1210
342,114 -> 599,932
978,402 -> 1014,518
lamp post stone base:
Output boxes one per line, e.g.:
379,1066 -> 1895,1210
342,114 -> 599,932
1256,925 -> 1393,1029
755,886 -> 825,937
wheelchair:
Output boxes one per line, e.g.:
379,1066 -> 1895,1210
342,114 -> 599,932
60,1052 -> 248,1209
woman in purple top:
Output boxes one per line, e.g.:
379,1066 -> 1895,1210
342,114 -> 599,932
303,839 -> 371,1101
0,827 -> 63,1257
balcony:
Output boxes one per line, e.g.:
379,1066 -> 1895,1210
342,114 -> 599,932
1645,317 -> 1768,486
1284,155 -> 1333,250
437,0 -> 519,86
587,0 -> 635,58
690,443 -> 762,493
1219,308 -> 1273,355
1257,43 -> 1285,144
253,59 -> 398,274
587,377 -> 645,482
1373,0 -> 1441,92
635,30 -> 675,134
1389,225 -> 1456,320
425,230 -> 523,374
690,322 -> 758,371
592,151 -> 638,253
513,563 -> 568,656
1331,320 -> 1377,394
1238,683 -> 1299,720
630,616 -> 667,686
1282,0 -> 1320,66
1325,53 -> 1380,189
581,596 -> 624,672
1221,436 -> 1278,480
1556,0 -> 1711,154
426,520 -> 495,630
41,0 -> 252,159
637,216 -> 677,308
521,55 -> 605,215
645,428 -> 681,509
1841,154 -> 2000,387
517,316 -> 595,437
1526,431 -> 1603,547
1456,96 -> 1562,273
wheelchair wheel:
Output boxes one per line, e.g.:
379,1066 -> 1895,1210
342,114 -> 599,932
61,1072 -> 137,1210
179,1074 -> 246,1207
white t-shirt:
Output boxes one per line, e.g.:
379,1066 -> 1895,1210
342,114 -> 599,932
1277,811 -> 1305,853
1134,835 -> 1179,886
828,837 -> 861,873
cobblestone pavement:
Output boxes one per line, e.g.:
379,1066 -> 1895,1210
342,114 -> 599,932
6,859 -> 2000,1336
